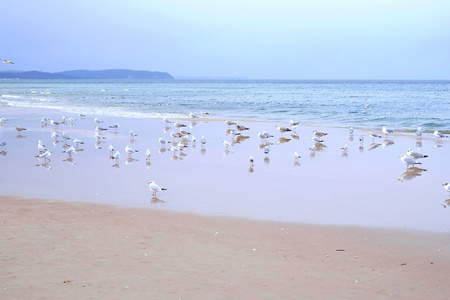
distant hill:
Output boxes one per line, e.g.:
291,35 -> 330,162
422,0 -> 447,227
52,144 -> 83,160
0,69 -> 173,79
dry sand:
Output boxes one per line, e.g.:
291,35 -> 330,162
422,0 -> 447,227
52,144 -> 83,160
1,195 -> 450,299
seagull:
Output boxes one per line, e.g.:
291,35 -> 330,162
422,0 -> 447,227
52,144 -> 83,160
201,136 -> 206,147
148,180 -> 167,198
15,126 -> 26,132
264,146 -> 270,156
146,149 -> 151,161
434,130 -> 448,139
36,150 -> 52,162
94,117 -> 103,124
37,141 -> 47,154
416,127 -> 423,138
63,146 -> 76,157
96,126 -> 108,132
407,149 -> 428,159
159,137 -> 171,147
349,127 -> 354,135
95,132 -> 105,141
293,151 -> 301,161
341,144 -> 349,153
108,144 -> 115,155
109,123 -> 120,130
399,154 -> 421,168
52,131 -> 62,140
225,120 -> 237,127
382,126 -> 395,135
2,59 -> 14,64
174,122 -> 187,128
312,136 -> 324,143
249,155 -> 254,166
313,130 -> 327,137
276,125 -> 292,135
112,150 -> 121,161
129,130 -> 137,139
201,112 -> 210,117
236,124 -> 250,131
163,118 -> 172,125
50,119 -> 60,128
125,145 -> 138,157
309,145 -> 316,153
0,141 -> 7,150
223,140 -> 232,148
359,135 -> 364,146
258,131 -> 273,140
443,183 -> 450,192
290,120 -> 300,130
73,139 -> 84,148
189,112 -> 199,119
369,131 -> 382,140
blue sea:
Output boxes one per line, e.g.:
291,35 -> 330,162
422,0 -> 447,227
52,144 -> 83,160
1,79 -> 449,132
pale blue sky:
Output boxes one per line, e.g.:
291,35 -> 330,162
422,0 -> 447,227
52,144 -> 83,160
2,0 -> 449,79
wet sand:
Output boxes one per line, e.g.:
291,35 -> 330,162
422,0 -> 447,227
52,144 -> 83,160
0,106 -> 449,231
2,196 -> 450,299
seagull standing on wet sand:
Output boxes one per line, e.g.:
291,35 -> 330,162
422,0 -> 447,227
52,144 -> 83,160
416,127 -> 423,138
443,183 -> 450,192
276,125 -> 292,136
36,150 -> 52,162
125,145 -> 138,157
407,149 -> 428,160
399,154 -> 421,168
369,131 -> 382,140
129,130 -> 138,140
382,126 -> 395,135
434,130 -> 448,139
341,144 -> 349,153
148,180 -> 167,198
293,151 -> 301,161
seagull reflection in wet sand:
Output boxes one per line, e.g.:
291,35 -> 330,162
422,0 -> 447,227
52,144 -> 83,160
398,167 -> 427,182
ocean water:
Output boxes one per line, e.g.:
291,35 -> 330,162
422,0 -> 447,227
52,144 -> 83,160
1,79 -> 449,131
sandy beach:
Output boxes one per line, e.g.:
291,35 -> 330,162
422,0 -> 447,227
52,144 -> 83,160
2,196 -> 450,299
1,106 -> 450,298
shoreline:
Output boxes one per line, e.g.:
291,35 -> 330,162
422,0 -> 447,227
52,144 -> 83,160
2,104 -> 448,134
2,195 -> 450,299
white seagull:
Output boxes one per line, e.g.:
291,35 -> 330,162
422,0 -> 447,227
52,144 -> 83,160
416,127 -> 423,138
36,150 -> 52,162
399,154 -> 421,168
407,149 -> 428,160
129,130 -> 137,139
382,126 -> 395,135
341,144 -> 349,153
148,180 -> 167,198
159,137 -> 171,147
125,145 -> 138,157
112,151 -> 121,161
434,130 -> 448,139
369,131 -> 382,140
293,151 -> 301,161
443,183 -> 450,193
312,136 -> 324,143
146,149 -> 151,160
94,117 -> 103,124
